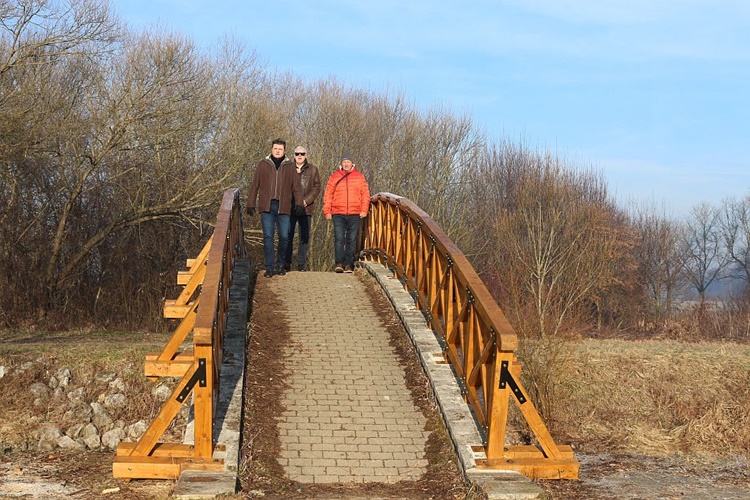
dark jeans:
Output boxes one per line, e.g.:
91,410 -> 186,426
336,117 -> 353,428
286,214 -> 311,268
260,199 -> 291,272
332,214 -> 360,267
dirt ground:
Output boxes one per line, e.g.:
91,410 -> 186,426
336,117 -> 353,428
539,453 -> 750,499
1,270 -> 749,499
2,448 -> 748,499
0,450 -> 173,499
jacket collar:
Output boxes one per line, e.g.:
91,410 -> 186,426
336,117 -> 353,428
265,155 -> 290,164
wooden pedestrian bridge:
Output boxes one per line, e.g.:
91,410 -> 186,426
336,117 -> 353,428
112,188 -> 579,495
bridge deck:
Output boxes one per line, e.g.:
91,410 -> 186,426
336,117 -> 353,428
263,270 -> 430,483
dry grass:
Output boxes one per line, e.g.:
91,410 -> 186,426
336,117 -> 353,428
553,338 -> 750,457
0,328 -> 172,367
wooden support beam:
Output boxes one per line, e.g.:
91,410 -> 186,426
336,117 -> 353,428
163,301 -> 194,319
144,352 -> 194,377
113,455 -> 224,480
116,442 -> 196,458
153,300 -> 199,361
173,260 -> 207,306
129,360 -> 203,457
477,456 -> 579,479
177,238 -> 213,285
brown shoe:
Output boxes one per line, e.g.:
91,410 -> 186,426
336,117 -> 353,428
343,265 -> 353,273
334,264 -> 344,273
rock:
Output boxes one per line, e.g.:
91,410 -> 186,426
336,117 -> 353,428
48,375 -> 59,389
109,377 -> 127,392
67,386 -> 86,403
29,382 -> 50,398
101,428 -> 126,449
16,361 -> 34,373
66,423 -> 86,439
64,402 -> 93,422
103,393 -> 127,409
81,423 -> 99,438
179,404 -> 191,418
95,370 -> 117,383
52,387 -> 65,399
37,425 -> 62,451
57,435 -> 85,450
81,423 -> 101,450
126,420 -> 148,440
90,402 -> 113,431
0,365 -> 5,379
83,433 -> 101,450
55,368 -> 72,387
152,383 -> 173,402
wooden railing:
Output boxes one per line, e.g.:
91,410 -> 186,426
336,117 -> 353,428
113,188 -> 246,480
359,192 -> 579,479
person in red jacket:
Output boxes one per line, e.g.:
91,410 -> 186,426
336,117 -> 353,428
322,152 -> 371,273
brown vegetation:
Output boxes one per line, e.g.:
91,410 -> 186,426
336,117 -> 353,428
558,339 -> 750,457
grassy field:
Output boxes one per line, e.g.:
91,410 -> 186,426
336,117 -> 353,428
558,338 -> 750,458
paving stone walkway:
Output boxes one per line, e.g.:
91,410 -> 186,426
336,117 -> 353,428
267,270 -> 430,484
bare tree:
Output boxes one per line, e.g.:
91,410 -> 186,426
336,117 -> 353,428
631,202 -> 686,327
719,194 -> 750,285
0,2 -> 278,324
681,203 -> 730,304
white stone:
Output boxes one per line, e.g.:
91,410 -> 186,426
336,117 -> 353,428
152,383 -> 173,402
101,428 -> 125,450
126,420 -> 148,440
57,435 -> 85,450
103,393 -> 127,409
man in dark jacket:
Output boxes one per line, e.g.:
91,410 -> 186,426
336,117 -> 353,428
246,138 -> 305,277
285,146 -> 321,271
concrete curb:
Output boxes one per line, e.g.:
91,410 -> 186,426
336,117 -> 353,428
173,258 -> 250,499
359,261 -> 546,500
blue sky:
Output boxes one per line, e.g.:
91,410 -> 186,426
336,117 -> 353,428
110,0 -> 749,216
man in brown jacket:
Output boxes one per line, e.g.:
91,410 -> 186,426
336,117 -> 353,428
246,138 -> 305,277
284,145 -> 321,271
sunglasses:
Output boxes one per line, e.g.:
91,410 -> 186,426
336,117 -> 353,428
294,152 -> 306,156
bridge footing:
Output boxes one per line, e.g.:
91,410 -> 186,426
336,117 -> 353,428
173,258 -> 250,499
360,261 -> 547,500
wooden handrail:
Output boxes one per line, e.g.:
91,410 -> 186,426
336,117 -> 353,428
114,188 -> 246,480
360,192 -> 578,479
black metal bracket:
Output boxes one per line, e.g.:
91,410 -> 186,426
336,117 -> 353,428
176,358 -> 207,403
499,360 -> 526,405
